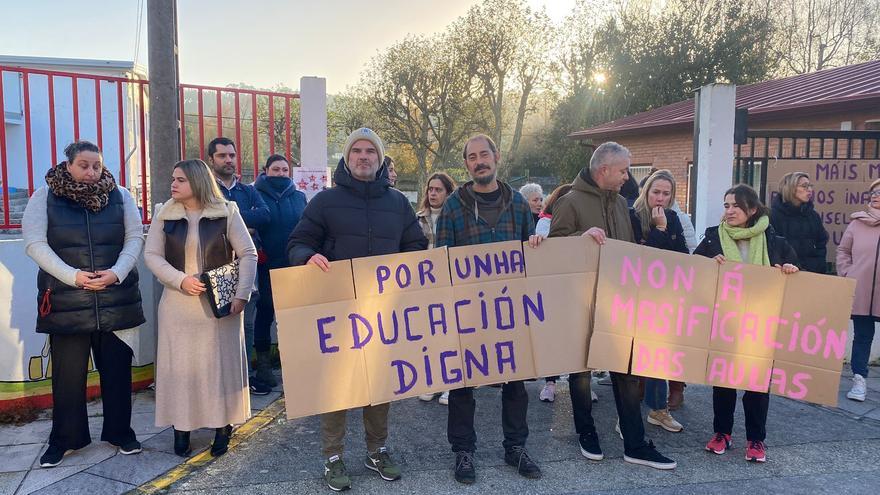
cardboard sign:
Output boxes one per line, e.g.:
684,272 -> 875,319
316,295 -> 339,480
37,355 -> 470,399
524,237 -> 600,377
705,351 -> 772,393
709,263 -> 786,359
275,300 -> 371,418
448,240 -> 526,286
357,287 -> 463,404
453,279 -> 537,386
274,239 -> 856,419
765,159 -> 880,262
271,260 -> 354,309
351,247 -> 451,298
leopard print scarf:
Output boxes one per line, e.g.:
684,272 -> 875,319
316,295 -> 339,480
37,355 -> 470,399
45,162 -> 117,212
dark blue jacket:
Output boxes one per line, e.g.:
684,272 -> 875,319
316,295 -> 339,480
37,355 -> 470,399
287,158 -> 427,265
769,195 -> 828,274
629,208 -> 689,254
217,178 -> 270,229
255,173 -> 307,269
218,178 -> 270,249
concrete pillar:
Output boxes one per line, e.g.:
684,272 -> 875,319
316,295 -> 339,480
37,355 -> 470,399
299,77 -> 328,169
147,0 -> 180,207
693,83 -> 736,236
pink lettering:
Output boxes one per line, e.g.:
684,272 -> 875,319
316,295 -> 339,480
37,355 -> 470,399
611,294 -> 635,329
621,256 -> 641,287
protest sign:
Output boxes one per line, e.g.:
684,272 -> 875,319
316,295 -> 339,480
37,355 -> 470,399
589,239 -> 855,404
523,237 -> 600,377
765,159 -> 880,262
590,239 -> 717,382
274,238 -> 855,419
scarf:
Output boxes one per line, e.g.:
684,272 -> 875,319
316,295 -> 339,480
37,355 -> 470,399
45,162 -> 117,212
718,215 -> 770,266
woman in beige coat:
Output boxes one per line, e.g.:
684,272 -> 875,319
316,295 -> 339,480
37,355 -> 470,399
144,159 -> 257,457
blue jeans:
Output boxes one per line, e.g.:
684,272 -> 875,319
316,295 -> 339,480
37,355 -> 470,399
243,293 -> 260,373
851,315 -> 879,377
644,378 -> 667,410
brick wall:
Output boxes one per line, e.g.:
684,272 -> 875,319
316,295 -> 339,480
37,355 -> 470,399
604,108 -> 880,210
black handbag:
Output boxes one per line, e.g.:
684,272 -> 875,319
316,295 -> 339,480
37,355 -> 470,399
200,259 -> 240,318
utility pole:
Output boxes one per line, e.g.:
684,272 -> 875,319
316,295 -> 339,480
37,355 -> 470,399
147,0 -> 180,208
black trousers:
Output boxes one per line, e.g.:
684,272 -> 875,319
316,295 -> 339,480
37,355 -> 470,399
253,264 -> 274,353
447,381 -> 529,453
48,332 -> 137,450
712,386 -> 769,442
570,371 -> 647,453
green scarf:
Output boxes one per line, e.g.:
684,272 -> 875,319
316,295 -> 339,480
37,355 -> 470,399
718,215 -> 770,266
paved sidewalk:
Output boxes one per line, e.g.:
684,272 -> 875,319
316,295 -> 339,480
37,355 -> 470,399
0,380 -> 283,495
2,366 -> 880,494
168,367 -> 880,495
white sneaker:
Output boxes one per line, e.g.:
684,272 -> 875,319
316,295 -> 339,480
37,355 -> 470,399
419,393 -> 437,402
439,391 -> 449,405
647,409 -> 683,432
539,381 -> 556,402
847,374 -> 867,402
591,390 -> 598,403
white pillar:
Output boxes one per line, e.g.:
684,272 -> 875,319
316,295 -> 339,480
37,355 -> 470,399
693,83 -> 736,236
299,76 -> 328,169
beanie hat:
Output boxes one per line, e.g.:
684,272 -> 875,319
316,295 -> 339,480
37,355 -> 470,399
343,128 -> 385,171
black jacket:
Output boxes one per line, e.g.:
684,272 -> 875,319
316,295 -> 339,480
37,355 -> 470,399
769,195 -> 828,273
629,208 -> 689,254
37,188 -> 145,334
287,159 -> 427,265
694,224 -> 799,267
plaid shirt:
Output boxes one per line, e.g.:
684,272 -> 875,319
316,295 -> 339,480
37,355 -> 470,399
435,182 -> 534,248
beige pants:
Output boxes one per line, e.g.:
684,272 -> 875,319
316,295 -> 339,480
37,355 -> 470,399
321,403 -> 390,458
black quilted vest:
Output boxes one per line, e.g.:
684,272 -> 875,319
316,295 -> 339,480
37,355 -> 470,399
162,215 -> 232,273
36,188 -> 145,334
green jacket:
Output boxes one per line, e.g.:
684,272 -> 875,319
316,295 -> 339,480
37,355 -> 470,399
548,169 -> 635,243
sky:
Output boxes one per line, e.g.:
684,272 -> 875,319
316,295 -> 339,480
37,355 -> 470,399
1,0 -> 577,93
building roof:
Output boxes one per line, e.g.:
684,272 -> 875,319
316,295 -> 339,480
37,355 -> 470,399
570,59 -> 880,140
0,55 -> 146,78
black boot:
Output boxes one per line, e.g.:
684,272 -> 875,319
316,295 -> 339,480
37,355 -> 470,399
173,428 -> 191,457
255,350 -> 277,387
211,425 -> 233,457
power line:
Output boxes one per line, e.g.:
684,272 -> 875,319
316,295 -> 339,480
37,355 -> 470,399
133,0 -> 144,66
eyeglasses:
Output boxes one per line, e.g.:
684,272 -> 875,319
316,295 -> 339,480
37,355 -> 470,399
870,190 -> 880,197
797,183 -> 814,190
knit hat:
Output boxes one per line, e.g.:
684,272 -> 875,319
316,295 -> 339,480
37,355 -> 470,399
343,128 -> 385,170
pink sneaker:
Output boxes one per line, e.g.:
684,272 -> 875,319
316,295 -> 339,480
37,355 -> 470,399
745,441 -> 766,462
705,433 -> 731,455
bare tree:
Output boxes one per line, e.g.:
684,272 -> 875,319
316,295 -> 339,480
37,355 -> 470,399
361,35 -> 478,195
772,0 -> 880,75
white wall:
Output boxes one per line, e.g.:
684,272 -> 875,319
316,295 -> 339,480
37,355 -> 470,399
0,238 -> 156,382
2,71 -> 144,193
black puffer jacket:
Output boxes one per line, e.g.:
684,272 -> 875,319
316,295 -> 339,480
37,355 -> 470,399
629,208 -> 689,254
287,158 -> 427,265
694,224 -> 799,267
37,188 -> 145,334
769,195 -> 829,273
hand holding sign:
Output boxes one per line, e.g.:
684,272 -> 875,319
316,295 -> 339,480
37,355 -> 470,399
308,253 -> 331,272
583,227 -> 606,245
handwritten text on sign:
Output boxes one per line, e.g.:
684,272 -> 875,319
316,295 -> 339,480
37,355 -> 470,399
274,238 -> 854,419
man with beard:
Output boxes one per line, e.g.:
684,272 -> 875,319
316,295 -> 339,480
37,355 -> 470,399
287,128 -> 427,491
206,137 -> 272,395
532,141 -> 677,470
434,134 -> 540,485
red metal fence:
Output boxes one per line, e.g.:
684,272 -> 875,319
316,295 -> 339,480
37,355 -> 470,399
0,66 -> 300,228
179,84 -> 300,182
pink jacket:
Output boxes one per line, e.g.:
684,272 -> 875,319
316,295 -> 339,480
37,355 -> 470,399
837,209 -> 880,317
